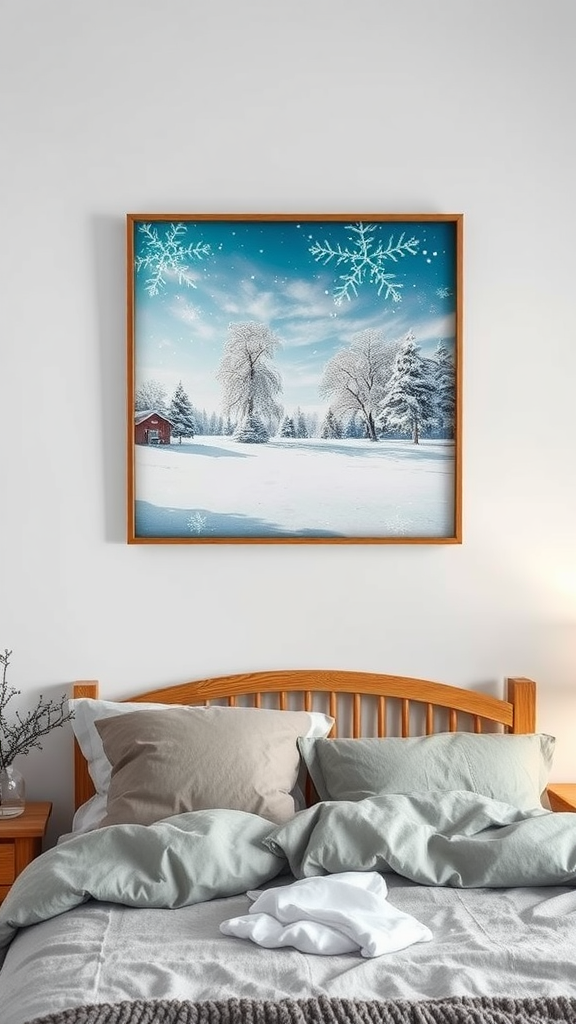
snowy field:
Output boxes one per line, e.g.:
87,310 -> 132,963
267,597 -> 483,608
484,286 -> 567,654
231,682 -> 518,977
134,436 -> 455,540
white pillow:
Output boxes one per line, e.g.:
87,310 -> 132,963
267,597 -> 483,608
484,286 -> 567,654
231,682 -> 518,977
69,697 -> 333,832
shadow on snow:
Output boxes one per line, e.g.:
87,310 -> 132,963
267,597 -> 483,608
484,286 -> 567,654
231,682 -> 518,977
160,439 -> 454,464
160,442 -> 249,459
135,501 -> 345,539
264,439 -> 454,462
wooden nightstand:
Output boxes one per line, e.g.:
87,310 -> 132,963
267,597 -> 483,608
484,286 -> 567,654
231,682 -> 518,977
547,784 -> 576,812
0,801 -> 52,902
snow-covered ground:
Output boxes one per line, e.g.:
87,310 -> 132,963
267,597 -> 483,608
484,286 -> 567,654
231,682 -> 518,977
134,436 -> 455,540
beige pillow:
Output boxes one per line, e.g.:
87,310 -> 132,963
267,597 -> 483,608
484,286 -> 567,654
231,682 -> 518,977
95,705 -> 333,827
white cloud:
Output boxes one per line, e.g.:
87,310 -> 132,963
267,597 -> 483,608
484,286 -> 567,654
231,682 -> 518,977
170,297 -> 202,324
413,313 -> 456,345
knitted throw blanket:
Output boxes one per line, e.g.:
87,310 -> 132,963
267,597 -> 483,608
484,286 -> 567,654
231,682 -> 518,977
27,995 -> 576,1024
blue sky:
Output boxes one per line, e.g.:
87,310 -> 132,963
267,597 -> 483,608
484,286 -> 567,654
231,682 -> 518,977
133,217 -> 458,416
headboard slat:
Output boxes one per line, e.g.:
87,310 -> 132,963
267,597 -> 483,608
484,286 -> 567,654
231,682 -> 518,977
401,699 -> 409,737
377,696 -> 386,737
352,694 -> 361,738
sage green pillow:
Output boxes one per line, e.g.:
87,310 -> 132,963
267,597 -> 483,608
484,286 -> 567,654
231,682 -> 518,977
298,732 -> 555,811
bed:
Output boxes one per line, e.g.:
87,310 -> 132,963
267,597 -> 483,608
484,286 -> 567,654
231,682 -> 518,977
0,669 -> 575,1024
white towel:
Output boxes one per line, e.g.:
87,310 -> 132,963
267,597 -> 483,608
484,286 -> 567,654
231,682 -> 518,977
220,871 -> 432,958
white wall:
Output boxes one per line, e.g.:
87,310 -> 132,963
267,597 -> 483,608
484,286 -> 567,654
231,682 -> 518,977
1,0 -> 575,845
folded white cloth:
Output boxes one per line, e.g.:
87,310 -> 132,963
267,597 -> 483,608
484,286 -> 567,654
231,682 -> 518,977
220,871 -> 432,958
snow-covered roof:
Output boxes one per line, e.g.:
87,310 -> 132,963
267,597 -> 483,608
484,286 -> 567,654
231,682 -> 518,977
134,409 -> 173,426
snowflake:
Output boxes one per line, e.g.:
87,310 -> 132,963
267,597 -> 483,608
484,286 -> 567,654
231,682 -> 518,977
309,222 -> 419,305
187,511 -> 208,534
436,287 -> 451,299
135,222 -> 212,297
385,509 -> 407,535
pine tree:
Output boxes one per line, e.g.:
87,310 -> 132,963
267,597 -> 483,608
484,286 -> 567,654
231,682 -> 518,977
345,412 -> 363,438
295,407 -> 308,438
305,411 -> 319,438
169,381 -> 196,444
279,415 -> 296,438
380,333 -> 436,444
432,341 -> 455,439
234,415 -> 269,443
320,408 -> 343,439
192,407 -> 207,435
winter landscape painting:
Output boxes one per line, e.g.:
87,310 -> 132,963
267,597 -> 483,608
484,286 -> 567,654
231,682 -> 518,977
127,213 -> 462,544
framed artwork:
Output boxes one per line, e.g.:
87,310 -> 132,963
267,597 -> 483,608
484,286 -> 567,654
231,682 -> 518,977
127,213 -> 463,544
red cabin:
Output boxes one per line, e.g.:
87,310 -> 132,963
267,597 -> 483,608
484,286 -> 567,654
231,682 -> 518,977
134,411 -> 173,446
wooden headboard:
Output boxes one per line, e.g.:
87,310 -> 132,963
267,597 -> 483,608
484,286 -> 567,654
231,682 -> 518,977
72,670 -> 536,811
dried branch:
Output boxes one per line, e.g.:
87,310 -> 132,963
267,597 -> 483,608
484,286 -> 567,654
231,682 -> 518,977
0,649 -> 74,772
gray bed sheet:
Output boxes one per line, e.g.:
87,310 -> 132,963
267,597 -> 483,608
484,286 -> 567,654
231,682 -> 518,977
1,877 -> 575,1024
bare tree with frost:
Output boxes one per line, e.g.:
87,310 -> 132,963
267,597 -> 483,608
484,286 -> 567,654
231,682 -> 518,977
135,379 -> 169,415
379,333 -> 436,444
217,322 -> 282,443
320,329 -> 400,442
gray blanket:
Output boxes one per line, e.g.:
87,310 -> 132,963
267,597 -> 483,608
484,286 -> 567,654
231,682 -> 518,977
0,808 -> 285,966
3,792 -> 576,976
25,995 -> 576,1024
264,791 -> 576,886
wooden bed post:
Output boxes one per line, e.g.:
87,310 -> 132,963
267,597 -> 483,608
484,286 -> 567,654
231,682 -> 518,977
506,677 -> 536,733
72,681 -> 99,811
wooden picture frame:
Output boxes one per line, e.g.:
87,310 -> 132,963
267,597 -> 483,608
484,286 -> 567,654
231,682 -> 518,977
127,213 -> 463,544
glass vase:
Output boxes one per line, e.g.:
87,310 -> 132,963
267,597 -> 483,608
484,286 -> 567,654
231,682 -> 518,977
0,764 -> 26,817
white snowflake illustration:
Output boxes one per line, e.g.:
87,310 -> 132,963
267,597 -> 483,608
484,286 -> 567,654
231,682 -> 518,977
187,511 -> 208,534
436,286 -> 451,299
135,222 -> 212,297
309,222 -> 419,305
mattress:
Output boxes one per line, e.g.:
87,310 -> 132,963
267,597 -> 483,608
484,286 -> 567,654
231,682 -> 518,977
1,876 -> 575,1024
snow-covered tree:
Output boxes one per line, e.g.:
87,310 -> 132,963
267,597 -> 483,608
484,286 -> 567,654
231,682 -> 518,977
169,381 -> 195,444
320,408 -> 343,439
135,379 -> 168,414
295,407 -> 308,439
235,415 -> 270,443
432,341 -> 455,439
305,411 -> 319,438
345,412 -> 364,438
379,333 -> 436,444
279,415 -> 296,438
217,322 -> 282,444
207,411 -> 221,435
193,408 -> 207,434
320,329 -> 400,442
